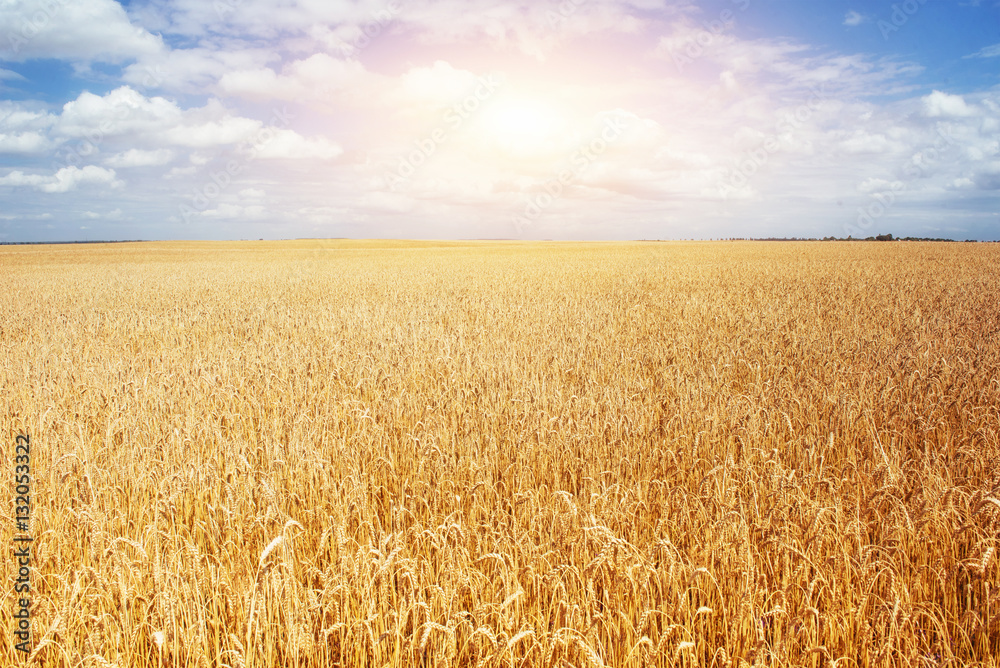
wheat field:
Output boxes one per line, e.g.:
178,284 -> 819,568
2,240 -> 998,667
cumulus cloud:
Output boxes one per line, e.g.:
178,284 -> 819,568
1,102 -> 56,135
0,0 -> 164,62
53,87 -> 283,151
160,113 -> 262,148
0,131 -> 50,154
43,87 -> 337,158
0,171 -> 47,188
922,91 -> 978,118
56,87 -> 183,138
40,165 -> 122,192
0,165 -> 122,192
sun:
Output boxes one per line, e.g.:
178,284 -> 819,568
486,101 -> 555,139
479,98 -> 561,157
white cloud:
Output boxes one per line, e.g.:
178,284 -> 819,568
217,53 -> 374,104
133,0 -> 363,39
1,103 -> 56,135
398,61 -> 484,108
843,11 -> 865,27
0,131 -> 50,154
103,148 -> 175,168
0,165 -> 122,193
56,87 -> 182,138
965,43 -> 1000,59
0,171 -> 47,188
249,129 -> 343,160
217,67 -> 287,99
654,25 -> 922,100
0,213 -> 51,221
395,0 -> 649,59
165,165 -> 198,178
198,204 -> 266,219
838,132 -> 892,155
160,113 -> 262,148
47,87 -> 329,156
857,178 -> 897,194
922,91 -> 978,118
214,55 -> 504,149
122,46 -> 277,93
139,0 -> 657,60
0,0 -> 163,62
83,209 -> 125,220
719,70 -> 738,92
42,166 -> 122,193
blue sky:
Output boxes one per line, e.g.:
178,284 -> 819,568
1,0 -> 999,241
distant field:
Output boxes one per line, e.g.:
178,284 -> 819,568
2,240 -> 998,667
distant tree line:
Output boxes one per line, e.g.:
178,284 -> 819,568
819,234 -> 982,242
720,235 -> 986,242
0,240 -> 149,245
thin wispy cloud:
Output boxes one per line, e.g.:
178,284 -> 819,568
843,11 -> 865,27
964,43 -> 1000,58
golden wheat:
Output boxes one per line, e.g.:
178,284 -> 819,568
1,239 -> 998,667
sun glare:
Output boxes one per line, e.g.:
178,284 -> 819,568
480,98 -> 562,157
